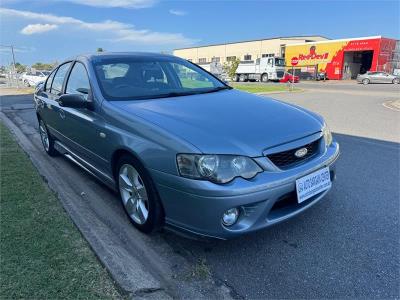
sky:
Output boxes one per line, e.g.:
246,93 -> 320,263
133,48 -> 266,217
0,0 -> 399,65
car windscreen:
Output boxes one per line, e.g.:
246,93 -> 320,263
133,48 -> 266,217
93,57 -> 228,100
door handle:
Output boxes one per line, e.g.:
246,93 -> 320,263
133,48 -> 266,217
59,109 -> 65,119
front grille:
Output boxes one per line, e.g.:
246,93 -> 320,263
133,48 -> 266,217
267,139 -> 320,169
277,71 -> 284,78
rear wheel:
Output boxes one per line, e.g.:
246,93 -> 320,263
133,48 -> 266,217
362,78 -> 370,85
23,80 -> 30,87
232,74 -> 239,82
392,78 -> 399,84
117,155 -> 163,233
239,74 -> 247,82
261,73 -> 268,83
39,119 -> 57,156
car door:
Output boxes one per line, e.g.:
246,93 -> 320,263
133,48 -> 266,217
44,62 -> 73,143
61,61 -> 109,173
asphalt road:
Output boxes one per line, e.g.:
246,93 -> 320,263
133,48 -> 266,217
1,82 -> 399,298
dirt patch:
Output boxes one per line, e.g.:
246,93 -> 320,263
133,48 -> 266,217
0,87 -> 35,96
383,100 -> 400,111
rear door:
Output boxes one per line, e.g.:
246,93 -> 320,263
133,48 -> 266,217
45,62 -> 73,142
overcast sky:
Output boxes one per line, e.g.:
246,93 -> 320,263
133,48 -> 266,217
1,0 -> 399,65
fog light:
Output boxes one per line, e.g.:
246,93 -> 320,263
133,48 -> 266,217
222,208 -> 239,226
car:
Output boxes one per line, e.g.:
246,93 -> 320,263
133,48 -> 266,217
21,70 -> 50,87
316,71 -> 328,81
280,72 -> 299,83
357,71 -> 400,85
34,52 -> 339,239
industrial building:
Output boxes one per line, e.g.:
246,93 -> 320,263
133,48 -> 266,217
173,35 -> 328,65
174,35 -> 399,80
285,36 -> 399,80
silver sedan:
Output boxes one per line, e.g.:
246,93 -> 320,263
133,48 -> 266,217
357,71 -> 400,84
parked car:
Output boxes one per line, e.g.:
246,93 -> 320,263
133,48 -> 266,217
34,53 -> 339,239
280,72 -> 299,83
316,71 -> 328,81
21,70 -> 50,87
357,71 -> 400,84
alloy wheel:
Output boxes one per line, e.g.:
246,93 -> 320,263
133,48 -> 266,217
118,164 -> 149,225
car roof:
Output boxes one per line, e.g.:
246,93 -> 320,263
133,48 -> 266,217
75,52 -> 176,62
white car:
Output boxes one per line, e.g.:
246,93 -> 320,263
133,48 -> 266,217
21,70 -> 50,87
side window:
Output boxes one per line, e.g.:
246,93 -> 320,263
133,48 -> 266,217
51,62 -> 72,95
66,62 -> 91,98
45,69 -> 56,92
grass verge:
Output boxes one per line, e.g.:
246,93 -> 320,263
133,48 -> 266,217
230,83 -> 299,93
0,122 -> 122,299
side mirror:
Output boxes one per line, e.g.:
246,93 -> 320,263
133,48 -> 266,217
58,94 -> 89,108
35,82 -> 44,92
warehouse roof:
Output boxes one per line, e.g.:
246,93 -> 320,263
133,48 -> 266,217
174,35 -> 330,51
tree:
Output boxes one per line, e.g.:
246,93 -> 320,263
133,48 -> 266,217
31,62 -> 54,71
14,62 -> 27,73
97,48 -> 104,52
223,58 -> 240,80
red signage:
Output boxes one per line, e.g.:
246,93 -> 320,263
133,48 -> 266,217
291,57 -> 299,66
298,46 -> 329,61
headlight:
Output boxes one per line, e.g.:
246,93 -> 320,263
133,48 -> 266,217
322,123 -> 332,146
176,154 -> 262,184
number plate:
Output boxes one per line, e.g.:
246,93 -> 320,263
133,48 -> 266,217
296,167 -> 331,203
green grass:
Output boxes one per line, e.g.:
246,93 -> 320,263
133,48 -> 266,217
0,123 -> 122,299
230,83 -> 297,93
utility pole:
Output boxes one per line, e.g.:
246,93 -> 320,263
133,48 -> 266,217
0,44 -> 19,87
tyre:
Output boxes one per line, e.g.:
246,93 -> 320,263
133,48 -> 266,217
261,73 -> 268,83
393,78 -> 399,84
116,155 -> 164,233
39,119 -> 57,156
239,74 -> 247,82
233,74 -> 239,82
362,78 -> 370,85
23,80 -> 30,87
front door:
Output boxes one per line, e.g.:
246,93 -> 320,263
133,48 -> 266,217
61,61 -> 109,173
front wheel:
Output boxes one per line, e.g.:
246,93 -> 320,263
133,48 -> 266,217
39,119 -> 57,156
392,78 -> 399,84
362,78 -> 370,85
23,80 -> 30,87
261,74 -> 268,83
117,155 -> 164,233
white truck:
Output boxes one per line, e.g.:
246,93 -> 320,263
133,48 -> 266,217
234,57 -> 286,82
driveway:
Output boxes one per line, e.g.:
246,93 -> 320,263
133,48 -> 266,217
1,82 -> 399,298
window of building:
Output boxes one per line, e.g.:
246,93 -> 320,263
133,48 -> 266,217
280,45 -> 286,58
226,56 -> 236,62
198,58 -> 207,64
211,57 -> 220,63
262,53 -> 275,58
244,54 -> 252,60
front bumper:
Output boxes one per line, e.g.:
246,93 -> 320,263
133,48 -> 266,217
150,141 -> 339,239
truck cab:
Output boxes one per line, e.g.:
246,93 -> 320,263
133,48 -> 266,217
234,57 -> 286,82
